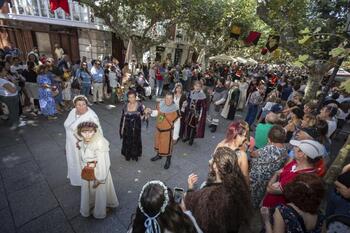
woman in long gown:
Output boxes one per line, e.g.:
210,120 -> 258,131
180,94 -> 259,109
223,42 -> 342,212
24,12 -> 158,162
237,78 -> 249,110
221,82 -> 240,120
37,65 -> 57,120
119,90 -> 145,161
64,95 -> 102,186
77,121 -> 119,219
173,83 -> 187,142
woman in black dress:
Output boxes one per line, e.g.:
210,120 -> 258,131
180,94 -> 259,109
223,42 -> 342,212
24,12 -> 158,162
119,91 -> 145,161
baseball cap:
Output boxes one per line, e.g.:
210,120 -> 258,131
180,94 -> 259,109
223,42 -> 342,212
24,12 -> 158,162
290,139 -> 324,159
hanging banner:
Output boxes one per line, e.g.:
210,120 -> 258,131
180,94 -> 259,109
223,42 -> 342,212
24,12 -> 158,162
50,0 -> 70,14
230,25 -> 241,40
245,31 -> 261,45
266,35 -> 280,52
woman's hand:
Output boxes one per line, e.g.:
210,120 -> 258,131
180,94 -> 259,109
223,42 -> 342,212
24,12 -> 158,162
335,181 -> 350,199
188,173 -> 198,190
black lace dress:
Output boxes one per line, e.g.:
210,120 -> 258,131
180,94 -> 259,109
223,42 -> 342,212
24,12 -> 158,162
119,102 -> 144,161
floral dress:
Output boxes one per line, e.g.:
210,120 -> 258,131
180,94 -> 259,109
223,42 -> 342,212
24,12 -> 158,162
277,204 -> 324,233
38,74 -> 56,116
250,144 -> 288,208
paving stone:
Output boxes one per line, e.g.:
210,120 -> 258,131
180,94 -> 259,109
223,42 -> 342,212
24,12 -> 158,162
8,181 -> 58,227
3,171 -> 45,194
1,160 -> 39,179
40,156 -> 69,189
0,144 -> 32,169
0,130 -> 23,147
33,148 -> 65,170
26,140 -> 62,156
18,207 -> 74,233
0,182 -> 8,210
0,207 -> 16,233
71,214 -> 127,233
53,183 -> 81,220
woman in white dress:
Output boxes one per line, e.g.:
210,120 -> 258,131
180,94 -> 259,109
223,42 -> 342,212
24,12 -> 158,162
64,95 -> 102,186
238,78 -> 249,110
173,83 -> 187,141
76,121 -> 119,219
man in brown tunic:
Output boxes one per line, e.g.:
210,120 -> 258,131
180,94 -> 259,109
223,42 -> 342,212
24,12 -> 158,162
147,92 -> 179,169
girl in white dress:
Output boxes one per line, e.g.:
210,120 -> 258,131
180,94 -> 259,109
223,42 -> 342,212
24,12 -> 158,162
64,95 -> 102,186
76,121 -> 119,219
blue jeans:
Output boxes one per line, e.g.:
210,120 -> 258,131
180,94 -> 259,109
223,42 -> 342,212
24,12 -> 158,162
54,91 -> 63,105
245,103 -> 258,125
326,188 -> 350,217
156,80 -> 163,96
81,85 -> 91,97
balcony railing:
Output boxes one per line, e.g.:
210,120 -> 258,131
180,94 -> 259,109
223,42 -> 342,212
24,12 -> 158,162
2,0 -> 109,30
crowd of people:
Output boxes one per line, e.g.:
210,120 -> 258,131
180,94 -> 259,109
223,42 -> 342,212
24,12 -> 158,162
1,43 -> 350,233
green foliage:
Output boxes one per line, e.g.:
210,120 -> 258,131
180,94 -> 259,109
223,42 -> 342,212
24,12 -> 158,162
257,0 -> 349,63
340,79 -> 350,94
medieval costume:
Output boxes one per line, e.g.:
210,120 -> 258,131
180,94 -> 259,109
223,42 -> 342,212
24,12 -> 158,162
150,100 -> 179,169
64,107 -> 101,186
78,131 -> 119,219
238,80 -> 249,110
221,84 -> 240,120
208,86 -> 228,132
173,91 -> 187,141
182,90 -> 207,145
119,102 -> 144,161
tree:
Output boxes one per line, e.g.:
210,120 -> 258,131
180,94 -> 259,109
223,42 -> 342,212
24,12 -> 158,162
179,0 -> 270,64
81,0 -> 183,62
257,0 -> 349,101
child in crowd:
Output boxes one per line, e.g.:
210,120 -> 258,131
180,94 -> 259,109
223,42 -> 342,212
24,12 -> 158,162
62,72 -> 72,109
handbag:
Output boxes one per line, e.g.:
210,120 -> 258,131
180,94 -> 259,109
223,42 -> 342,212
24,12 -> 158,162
81,161 -> 97,181
71,76 -> 81,90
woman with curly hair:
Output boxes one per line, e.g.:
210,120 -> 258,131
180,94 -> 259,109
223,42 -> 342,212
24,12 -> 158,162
128,180 -> 201,233
184,147 -> 252,233
261,173 -> 325,233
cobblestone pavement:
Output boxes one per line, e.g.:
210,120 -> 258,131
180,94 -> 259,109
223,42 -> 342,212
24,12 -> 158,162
0,99 -> 249,233
1,99 -> 347,233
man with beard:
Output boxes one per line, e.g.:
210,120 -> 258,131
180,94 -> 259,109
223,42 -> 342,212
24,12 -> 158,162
208,78 -> 228,132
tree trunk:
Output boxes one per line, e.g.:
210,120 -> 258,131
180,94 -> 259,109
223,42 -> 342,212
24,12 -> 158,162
304,71 -> 322,102
304,62 -> 328,102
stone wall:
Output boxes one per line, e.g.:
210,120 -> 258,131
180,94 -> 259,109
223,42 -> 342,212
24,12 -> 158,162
78,29 -> 112,61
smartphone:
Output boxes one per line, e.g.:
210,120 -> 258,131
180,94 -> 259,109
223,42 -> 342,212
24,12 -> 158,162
173,187 -> 184,204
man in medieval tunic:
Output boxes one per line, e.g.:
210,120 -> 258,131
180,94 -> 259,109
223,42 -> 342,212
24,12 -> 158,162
207,78 -> 228,133
146,92 -> 179,169
182,80 -> 207,145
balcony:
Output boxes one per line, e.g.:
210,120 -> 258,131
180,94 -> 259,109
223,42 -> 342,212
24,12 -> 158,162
0,0 -> 109,31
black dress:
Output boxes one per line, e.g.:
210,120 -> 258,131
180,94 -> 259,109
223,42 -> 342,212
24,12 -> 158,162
119,102 -> 144,161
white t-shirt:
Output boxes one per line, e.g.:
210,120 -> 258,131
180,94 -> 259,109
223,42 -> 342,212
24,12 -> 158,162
0,78 -> 18,97
326,119 -> 337,138
108,71 -> 119,88
55,48 -> 64,59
